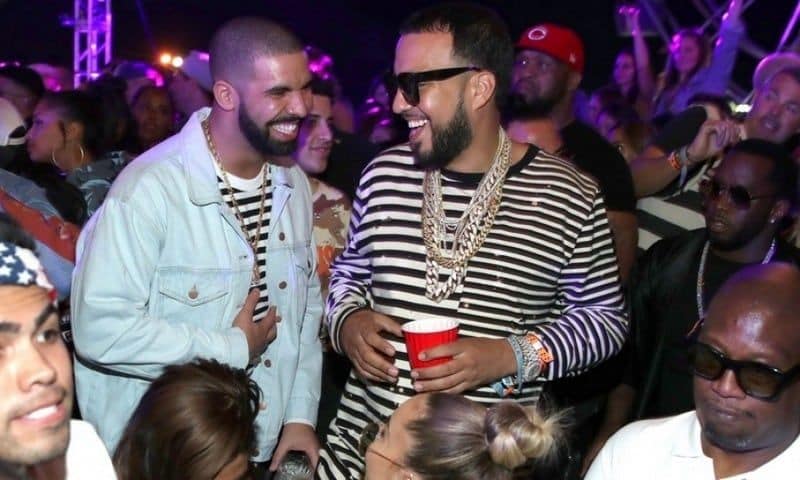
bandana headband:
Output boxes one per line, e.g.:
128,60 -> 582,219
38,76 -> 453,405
0,241 -> 55,296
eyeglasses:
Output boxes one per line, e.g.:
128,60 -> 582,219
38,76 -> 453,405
358,421 -> 408,472
389,66 -> 480,106
687,341 -> 800,400
699,178 -> 777,210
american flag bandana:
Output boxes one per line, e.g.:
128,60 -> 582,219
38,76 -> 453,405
0,241 -> 55,297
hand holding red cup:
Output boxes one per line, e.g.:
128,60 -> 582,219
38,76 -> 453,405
402,319 -> 459,370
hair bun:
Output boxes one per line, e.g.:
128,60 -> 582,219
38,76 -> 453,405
485,402 -> 563,471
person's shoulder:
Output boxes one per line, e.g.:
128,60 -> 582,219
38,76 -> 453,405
362,143 -> 418,176
109,135 -> 187,200
562,121 -> 614,149
612,411 -> 696,445
647,228 -> 705,257
522,147 -> 603,199
66,420 -> 115,472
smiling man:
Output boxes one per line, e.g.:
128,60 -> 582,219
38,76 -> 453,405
586,262 -> 800,479
70,17 -> 323,476
317,4 -> 627,479
0,218 -> 114,479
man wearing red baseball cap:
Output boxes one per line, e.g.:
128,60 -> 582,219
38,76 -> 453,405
506,23 -> 638,478
507,23 -> 637,283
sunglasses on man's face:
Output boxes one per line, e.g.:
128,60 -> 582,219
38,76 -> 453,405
700,178 -> 776,210
389,66 -> 480,106
688,341 -> 800,400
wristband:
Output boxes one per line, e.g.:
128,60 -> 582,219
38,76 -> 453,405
667,150 -> 682,171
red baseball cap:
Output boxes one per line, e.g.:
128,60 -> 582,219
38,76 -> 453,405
516,24 -> 585,74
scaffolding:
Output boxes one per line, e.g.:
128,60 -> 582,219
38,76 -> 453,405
72,0 -> 112,87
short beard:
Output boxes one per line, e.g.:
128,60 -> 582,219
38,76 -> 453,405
504,79 -> 568,121
413,98 -> 472,171
703,423 -> 757,453
238,103 -> 299,156
505,92 -> 559,120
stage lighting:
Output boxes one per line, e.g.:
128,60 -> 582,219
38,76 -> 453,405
159,53 -> 172,65
171,56 -> 184,68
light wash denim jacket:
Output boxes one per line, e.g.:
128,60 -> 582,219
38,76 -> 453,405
70,109 -> 323,461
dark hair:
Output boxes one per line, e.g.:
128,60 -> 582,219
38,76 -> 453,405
0,65 -> 45,99
40,90 -> 108,158
0,213 -> 35,250
591,85 -> 625,113
405,393 -> 564,480
728,139 -> 798,204
84,74 -> 139,152
612,48 -> 640,104
113,359 -> 260,480
209,17 -> 304,85
309,73 -> 335,100
599,101 -> 652,155
687,93 -> 733,118
399,2 -> 513,109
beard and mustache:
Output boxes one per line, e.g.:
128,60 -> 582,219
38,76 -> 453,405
238,102 -> 302,156
411,97 -> 473,171
504,76 -> 568,121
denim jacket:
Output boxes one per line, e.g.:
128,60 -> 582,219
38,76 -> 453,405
70,109 -> 322,461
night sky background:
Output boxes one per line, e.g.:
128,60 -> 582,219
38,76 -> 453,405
0,0 -> 796,102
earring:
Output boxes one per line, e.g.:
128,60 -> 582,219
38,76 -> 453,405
78,144 -> 85,165
51,149 -> 61,170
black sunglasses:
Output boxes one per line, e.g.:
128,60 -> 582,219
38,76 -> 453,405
687,341 -> 800,400
389,66 -> 480,106
700,178 -> 776,210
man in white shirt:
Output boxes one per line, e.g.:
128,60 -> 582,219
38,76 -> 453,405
586,262 -> 800,479
0,219 -> 115,480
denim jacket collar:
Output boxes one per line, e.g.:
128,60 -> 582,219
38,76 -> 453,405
181,108 -> 295,210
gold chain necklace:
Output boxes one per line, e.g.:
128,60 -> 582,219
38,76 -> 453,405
421,127 -> 511,301
202,117 -> 269,287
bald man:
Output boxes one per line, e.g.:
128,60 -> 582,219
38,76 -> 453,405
71,17 -> 322,472
587,262 -> 800,479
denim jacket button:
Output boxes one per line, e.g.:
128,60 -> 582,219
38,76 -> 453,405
279,281 -> 287,289
188,285 -> 198,299
263,359 -> 272,368
279,232 -> 286,241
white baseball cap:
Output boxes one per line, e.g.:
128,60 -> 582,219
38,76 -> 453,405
180,50 -> 213,93
0,97 -> 26,147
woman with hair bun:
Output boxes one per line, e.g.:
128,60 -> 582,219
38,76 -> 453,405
360,393 -> 564,480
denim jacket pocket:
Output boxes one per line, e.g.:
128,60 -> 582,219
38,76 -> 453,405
158,268 -> 231,306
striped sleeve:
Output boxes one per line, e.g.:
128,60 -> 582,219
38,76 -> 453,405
535,193 -> 629,379
325,158 -> 380,354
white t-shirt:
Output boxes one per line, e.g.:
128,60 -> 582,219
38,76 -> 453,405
586,411 -> 800,480
66,420 -> 117,479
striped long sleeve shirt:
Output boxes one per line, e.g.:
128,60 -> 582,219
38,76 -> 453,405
319,144 -> 628,479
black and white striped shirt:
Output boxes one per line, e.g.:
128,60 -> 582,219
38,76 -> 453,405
319,144 -> 627,479
216,164 -> 272,320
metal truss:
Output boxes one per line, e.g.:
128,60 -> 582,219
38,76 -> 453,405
72,0 -> 112,87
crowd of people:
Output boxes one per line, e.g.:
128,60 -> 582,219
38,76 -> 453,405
1,1 -> 799,479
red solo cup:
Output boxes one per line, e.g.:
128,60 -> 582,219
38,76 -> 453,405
402,319 -> 459,370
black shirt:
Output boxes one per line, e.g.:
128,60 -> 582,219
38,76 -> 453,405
560,121 -> 636,212
627,229 -> 800,419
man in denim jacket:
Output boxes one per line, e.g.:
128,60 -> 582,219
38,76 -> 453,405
70,17 -> 323,472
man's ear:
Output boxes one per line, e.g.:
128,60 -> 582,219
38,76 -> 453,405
769,199 -> 791,225
213,80 -> 238,111
468,70 -> 496,111
566,70 -> 582,93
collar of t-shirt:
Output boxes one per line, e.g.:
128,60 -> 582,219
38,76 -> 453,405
672,413 -> 800,479
213,160 -> 268,192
